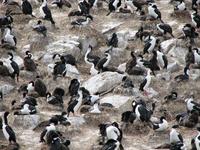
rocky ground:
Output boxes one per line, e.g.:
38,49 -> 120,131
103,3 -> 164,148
1,0 -> 200,149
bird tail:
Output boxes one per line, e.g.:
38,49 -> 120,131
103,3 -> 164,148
50,18 -> 55,24
170,33 -> 174,38
160,18 -> 164,23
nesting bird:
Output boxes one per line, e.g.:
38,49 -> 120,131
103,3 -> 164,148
21,0 -> 35,17
23,51 -> 37,72
71,15 -> 93,28
191,8 -> 200,28
148,3 -> 163,22
33,20 -> 47,37
174,66 -> 190,82
174,0 -> 186,11
40,0 -> 55,24
107,0 -> 121,16
152,116 -> 168,132
156,23 -> 174,37
2,26 -> 17,47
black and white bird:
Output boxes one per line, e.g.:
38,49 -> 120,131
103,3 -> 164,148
78,0 -> 90,15
107,0 -> 121,16
51,0 -> 71,9
143,35 -> 157,54
53,53 -> 76,66
164,91 -> 178,101
106,122 -> 122,142
33,20 -> 47,37
192,127 -> 200,150
174,0 -> 186,11
107,33 -> 118,48
2,26 -> 17,47
193,48 -> 200,64
132,100 -> 155,122
185,46 -> 195,66
2,111 -> 17,144
170,125 -> 184,145
148,3 -> 163,22
6,52 -> 20,81
40,118 -> 58,143
97,49 -> 112,72
67,87 -> 83,116
156,49 -> 168,69
84,45 -> 100,66
89,102 -> 101,113
156,23 -> 174,37
0,91 -> 3,101
0,14 -> 13,28
121,110 -> 136,124
102,139 -> 123,150
21,0 -> 35,17
23,51 -> 37,72
192,0 -> 200,9
71,15 -> 93,28
46,91 -> 63,108
51,112 -> 71,126
174,66 -> 190,82
139,69 -> 152,96
191,8 -> 200,28
14,103 -> 37,115
124,0 -> 143,14
68,78 -> 80,97
152,116 -> 168,132
182,24 -> 198,44
185,96 -> 200,113
40,0 -> 55,24
27,77 -> 47,97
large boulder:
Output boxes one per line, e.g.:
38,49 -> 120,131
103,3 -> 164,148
83,72 -> 124,94
42,36 -> 80,64
100,95 -> 131,109
12,115 -> 41,129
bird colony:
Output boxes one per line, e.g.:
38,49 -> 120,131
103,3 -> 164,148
1,0 -> 200,149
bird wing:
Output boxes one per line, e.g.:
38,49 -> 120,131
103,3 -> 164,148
139,78 -> 147,91
138,105 -> 150,122
194,15 -> 200,24
97,57 -> 107,69
40,129 -> 47,142
42,6 -> 52,18
143,42 -> 151,54
154,8 -> 161,18
178,133 -> 183,143
5,125 -> 16,141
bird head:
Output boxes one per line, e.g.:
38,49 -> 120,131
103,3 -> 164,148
86,15 -> 93,21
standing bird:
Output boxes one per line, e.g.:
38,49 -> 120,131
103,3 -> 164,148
33,20 -> 47,37
156,49 -> 168,69
191,8 -> 200,28
107,33 -> 118,48
170,125 -> 184,145
7,52 -> 20,81
68,78 -> 80,97
21,0 -> 35,17
2,26 -> 17,47
107,0 -> 121,16
139,69 -> 152,96
40,119 -> 58,143
84,45 -> 100,66
192,0 -> 200,9
2,112 -> 17,144
193,48 -> 200,64
97,49 -> 112,72
148,3 -> 163,22
51,0 -> 71,9
185,46 -> 195,66
106,122 -> 122,142
143,35 -> 157,54
40,0 -> 55,25
182,24 -> 198,44
46,91 -> 63,108
132,100 -> 155,122
152,116 -> 168,132
174,66 -> 190,82
192,127 -> 200,150
67,87 -> 83,116
23,51 -> 37,72
71,15 -> 93,28
156,23 -> 174,37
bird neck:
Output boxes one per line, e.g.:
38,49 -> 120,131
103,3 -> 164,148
6,28 -> 11,36
42,0 -> 47,6
3,113 -> 8,125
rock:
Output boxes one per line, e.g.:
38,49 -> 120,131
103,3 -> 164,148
83,72 -> 124,94
157,72 -> 171,81
78,36 -> 98,53
101,22 -> 123,34
13,55 -> 24,69
167,61 -> 180,73
19,70 -> 35,79
168,47 -> 187,64
117,63 -> 126,72
190,69 -> 200,80
100,95 -> 131,108
117,29 -> 137,41
146,88 -> 159,98
67,116 -> 86,126
160,39 -> 176,53
42,36 -> 81,64
0,84 -> 15,95
12,115 -> 41,129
